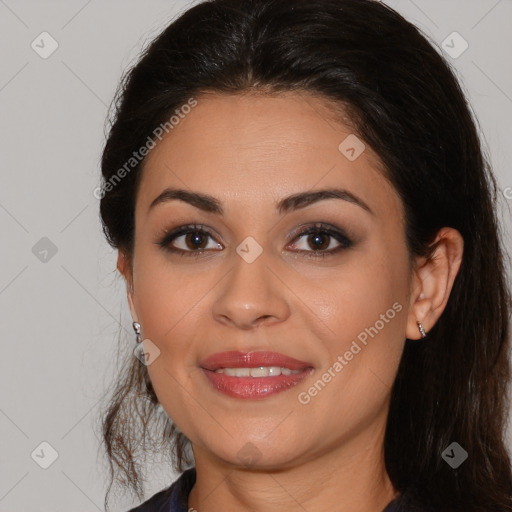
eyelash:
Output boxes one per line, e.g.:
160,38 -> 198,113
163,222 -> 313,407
155,222 -> 354,259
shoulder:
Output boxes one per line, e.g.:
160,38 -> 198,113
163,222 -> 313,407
127,467 -> 196,512
382,493 -> 438,512
127,486 -> 173,512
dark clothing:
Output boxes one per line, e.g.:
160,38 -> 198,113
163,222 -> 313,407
127,467 -> 404,511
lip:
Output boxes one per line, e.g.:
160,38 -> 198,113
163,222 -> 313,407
199,350 -> 313,371
199,351 -> 314,400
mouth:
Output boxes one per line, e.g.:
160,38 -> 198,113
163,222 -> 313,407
199,351 -> 314,399
213,366 -> 303,377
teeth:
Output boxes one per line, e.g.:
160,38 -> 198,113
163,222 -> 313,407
215,366 -> 302,377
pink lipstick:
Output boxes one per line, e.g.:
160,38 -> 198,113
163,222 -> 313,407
200,351 -> 314,399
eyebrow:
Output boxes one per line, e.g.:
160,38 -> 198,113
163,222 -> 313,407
148,187 -> 374,216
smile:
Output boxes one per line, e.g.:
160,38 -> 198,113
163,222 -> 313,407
214,366 -> 303,377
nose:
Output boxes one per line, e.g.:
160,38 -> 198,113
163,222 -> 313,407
212,250 -> 291,330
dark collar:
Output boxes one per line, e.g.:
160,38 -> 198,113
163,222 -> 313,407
131,467 -> 402,512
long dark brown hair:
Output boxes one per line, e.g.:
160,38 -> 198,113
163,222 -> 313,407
97,0 -> 512,510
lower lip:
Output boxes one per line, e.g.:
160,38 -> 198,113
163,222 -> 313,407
201,368 -> 313,399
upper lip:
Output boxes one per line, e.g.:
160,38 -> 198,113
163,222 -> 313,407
200,351 -> 313,371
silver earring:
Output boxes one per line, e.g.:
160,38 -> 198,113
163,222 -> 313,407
132,321 -> 142,344
417,321 -> 427,339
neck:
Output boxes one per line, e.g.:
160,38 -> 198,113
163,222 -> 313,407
187,417 -> 397,512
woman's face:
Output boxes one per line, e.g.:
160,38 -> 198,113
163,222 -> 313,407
122,91 -> 416,469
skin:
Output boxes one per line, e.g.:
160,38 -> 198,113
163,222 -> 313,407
118,91 -> 464,512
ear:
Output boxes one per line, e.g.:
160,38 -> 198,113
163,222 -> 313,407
406,227 -> 464,340
117,250 -> 139,322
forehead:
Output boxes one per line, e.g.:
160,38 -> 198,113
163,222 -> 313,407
136,91 -> 402,220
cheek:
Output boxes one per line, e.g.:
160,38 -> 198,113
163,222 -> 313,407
132,255 -> 207,430
308,243 -> 408,336
298,269 -> 407,437
133,248 -> 209,347
312,241 -> 409,384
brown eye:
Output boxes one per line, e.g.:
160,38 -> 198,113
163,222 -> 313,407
184,231 -> 209,250
157,224 -> 223,256
287,223 -> 353,257
307,232 -> 331,251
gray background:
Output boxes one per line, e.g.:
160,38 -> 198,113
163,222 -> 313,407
1,0 -> 511,510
